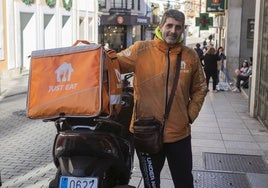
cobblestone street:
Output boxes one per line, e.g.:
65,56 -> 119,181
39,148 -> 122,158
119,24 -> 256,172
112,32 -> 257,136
0,93 -> 144,188
0,94 -> 57,187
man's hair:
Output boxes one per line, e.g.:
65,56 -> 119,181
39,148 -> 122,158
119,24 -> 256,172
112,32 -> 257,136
160,9 -> 185,26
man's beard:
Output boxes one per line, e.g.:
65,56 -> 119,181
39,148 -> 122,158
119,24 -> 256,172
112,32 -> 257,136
165,34 -> 179,45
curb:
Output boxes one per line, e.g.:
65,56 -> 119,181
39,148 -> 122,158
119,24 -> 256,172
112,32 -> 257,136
0,74 -> 29,101
0,91 -> 28,100
241,88 -> 249,99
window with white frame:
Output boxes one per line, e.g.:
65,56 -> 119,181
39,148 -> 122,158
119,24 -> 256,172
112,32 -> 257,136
98,0 -> 106,9
111,0 -> 133,9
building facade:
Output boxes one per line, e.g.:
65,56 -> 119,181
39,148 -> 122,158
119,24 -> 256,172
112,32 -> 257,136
0,0 -> 99,77
249,0 -> 268,127
225,0 -> 255,78
224,0 -> 267,127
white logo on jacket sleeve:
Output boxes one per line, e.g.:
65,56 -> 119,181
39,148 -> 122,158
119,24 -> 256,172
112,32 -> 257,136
114,69 -> 121,82
122,49 -> 131,57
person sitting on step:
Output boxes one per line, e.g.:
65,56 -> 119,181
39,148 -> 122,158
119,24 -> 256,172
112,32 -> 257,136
232,57 -> 253,93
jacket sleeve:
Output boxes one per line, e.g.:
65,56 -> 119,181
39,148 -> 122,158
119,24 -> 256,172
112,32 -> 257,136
116,43 -> 139,74
188,51 -> 208,124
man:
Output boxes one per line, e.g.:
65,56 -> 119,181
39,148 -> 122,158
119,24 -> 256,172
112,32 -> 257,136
117,9 -> 207,188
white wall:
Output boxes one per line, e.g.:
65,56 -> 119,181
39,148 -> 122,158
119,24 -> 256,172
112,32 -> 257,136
13,2 -> 37,71
0,0 -> 4,60
5,0 -> 98,72
225,0 -> 242,80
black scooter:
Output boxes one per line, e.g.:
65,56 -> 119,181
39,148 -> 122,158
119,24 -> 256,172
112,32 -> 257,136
49,73 -> 134,188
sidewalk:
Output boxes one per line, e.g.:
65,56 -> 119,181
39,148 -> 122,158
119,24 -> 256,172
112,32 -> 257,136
0,72 -> 29,100
1,73 -> 268,188
191,89 -> 268,187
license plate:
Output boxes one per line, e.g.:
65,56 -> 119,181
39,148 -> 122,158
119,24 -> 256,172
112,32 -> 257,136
59,176 -> 98,188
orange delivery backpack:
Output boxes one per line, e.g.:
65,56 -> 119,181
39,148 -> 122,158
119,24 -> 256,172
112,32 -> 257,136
26,40 -> 122,119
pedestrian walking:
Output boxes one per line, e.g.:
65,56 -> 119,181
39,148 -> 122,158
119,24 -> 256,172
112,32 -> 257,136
203,47 -> 221,92
194,43 -> 204,66
116,9 -> 207,188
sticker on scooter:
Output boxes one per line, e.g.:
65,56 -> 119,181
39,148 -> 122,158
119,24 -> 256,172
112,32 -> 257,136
59,176 -> 98,188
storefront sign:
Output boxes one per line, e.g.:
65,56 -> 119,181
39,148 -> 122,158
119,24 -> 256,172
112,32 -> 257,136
206,0 -> 225,12
117,16 -> 124,24
101,15 -> 150,26
137,18 -> 148,24
196,13 -> 213,30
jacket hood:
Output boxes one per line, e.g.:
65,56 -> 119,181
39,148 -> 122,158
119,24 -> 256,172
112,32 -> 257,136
153,35 -> 183,54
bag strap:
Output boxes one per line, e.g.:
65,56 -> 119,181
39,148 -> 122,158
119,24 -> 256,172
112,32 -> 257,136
163,53 -> 182,124
72,40 -> 90,46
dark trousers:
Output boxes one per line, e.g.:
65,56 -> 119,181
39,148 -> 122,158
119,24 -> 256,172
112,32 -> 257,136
205,70 -> 218,90
136,135 -> 193,188
236,74 -> 249,91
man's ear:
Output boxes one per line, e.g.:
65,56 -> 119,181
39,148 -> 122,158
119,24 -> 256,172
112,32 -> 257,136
183,25 -> 186,32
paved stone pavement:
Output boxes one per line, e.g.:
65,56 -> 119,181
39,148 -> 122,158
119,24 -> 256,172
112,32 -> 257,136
1,74 -> 268,188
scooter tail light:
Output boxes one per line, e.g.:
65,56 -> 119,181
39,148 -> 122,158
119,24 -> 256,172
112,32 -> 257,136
54,132 -> 120,158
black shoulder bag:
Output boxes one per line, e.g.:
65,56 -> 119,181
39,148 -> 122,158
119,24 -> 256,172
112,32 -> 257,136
133,54 -> 182,154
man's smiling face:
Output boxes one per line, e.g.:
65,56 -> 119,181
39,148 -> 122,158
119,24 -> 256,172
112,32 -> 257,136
159,17 -> 184,45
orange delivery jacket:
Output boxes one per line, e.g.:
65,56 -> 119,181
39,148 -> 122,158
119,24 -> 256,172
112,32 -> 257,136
117,37 -> 208,143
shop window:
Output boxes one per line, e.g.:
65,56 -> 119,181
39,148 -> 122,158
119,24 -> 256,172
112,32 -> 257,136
132,25 -> 141,42
103,26 -> 126,52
